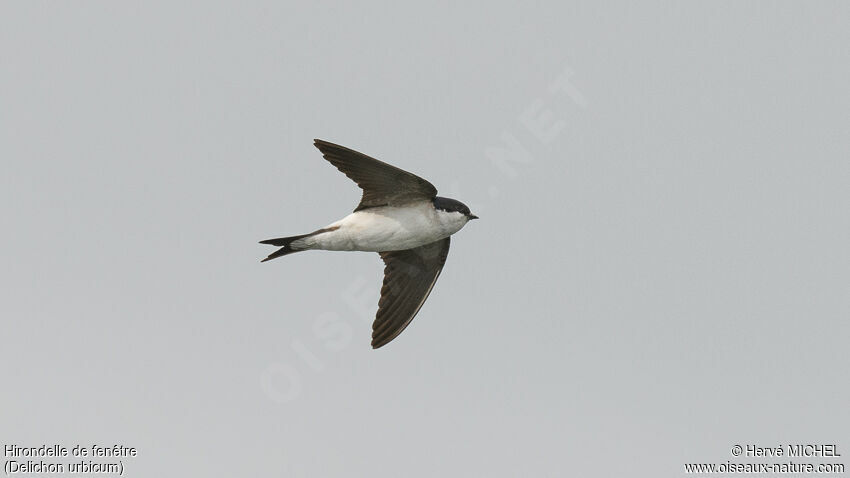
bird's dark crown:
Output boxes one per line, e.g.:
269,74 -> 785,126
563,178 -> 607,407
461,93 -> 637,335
433,196 -> 475,218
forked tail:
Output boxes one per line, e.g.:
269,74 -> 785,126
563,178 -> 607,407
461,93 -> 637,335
259,233 -> 313,262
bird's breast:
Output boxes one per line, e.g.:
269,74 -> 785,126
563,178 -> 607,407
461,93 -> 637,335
312,203 -> 450,252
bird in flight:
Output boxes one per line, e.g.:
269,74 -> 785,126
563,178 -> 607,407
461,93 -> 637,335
260,140 -> 478,349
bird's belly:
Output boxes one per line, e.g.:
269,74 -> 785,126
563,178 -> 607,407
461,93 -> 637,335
312,207 -> 447,252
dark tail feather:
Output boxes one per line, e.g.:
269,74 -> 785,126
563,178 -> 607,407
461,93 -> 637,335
259,233 -> 312,262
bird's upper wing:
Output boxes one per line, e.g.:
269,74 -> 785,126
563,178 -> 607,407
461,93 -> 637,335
372,237 -> 450,348
313,139 -> 438,211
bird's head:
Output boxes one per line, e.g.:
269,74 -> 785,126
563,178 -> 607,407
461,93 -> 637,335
433,196 -> 478,224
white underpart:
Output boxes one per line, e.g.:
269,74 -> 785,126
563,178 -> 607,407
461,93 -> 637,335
295,200 -> 469,252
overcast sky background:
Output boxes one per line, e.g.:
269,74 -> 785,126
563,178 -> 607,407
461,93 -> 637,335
2,2 -> 848,476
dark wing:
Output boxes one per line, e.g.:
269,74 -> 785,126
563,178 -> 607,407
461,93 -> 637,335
372,237 -> 450,349
313,139 -> 438,211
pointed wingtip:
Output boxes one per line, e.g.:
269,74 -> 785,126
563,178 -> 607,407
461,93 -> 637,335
313,139 -> 338,153
371,335 -> 394,349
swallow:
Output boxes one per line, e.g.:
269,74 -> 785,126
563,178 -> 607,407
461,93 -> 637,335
261,140 -> 477,348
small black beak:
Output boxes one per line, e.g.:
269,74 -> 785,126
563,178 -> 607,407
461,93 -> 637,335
467,214 -> 479,220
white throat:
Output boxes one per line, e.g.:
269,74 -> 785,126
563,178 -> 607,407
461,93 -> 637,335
434,209 -> 469,237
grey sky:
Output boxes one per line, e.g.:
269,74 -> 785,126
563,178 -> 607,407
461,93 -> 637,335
2,2 -> 848,477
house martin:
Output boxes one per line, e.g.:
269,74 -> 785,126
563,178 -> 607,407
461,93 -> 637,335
261,140 -> 477,349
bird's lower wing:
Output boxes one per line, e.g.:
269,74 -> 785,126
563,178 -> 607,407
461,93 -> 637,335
372,237 -> 451,348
